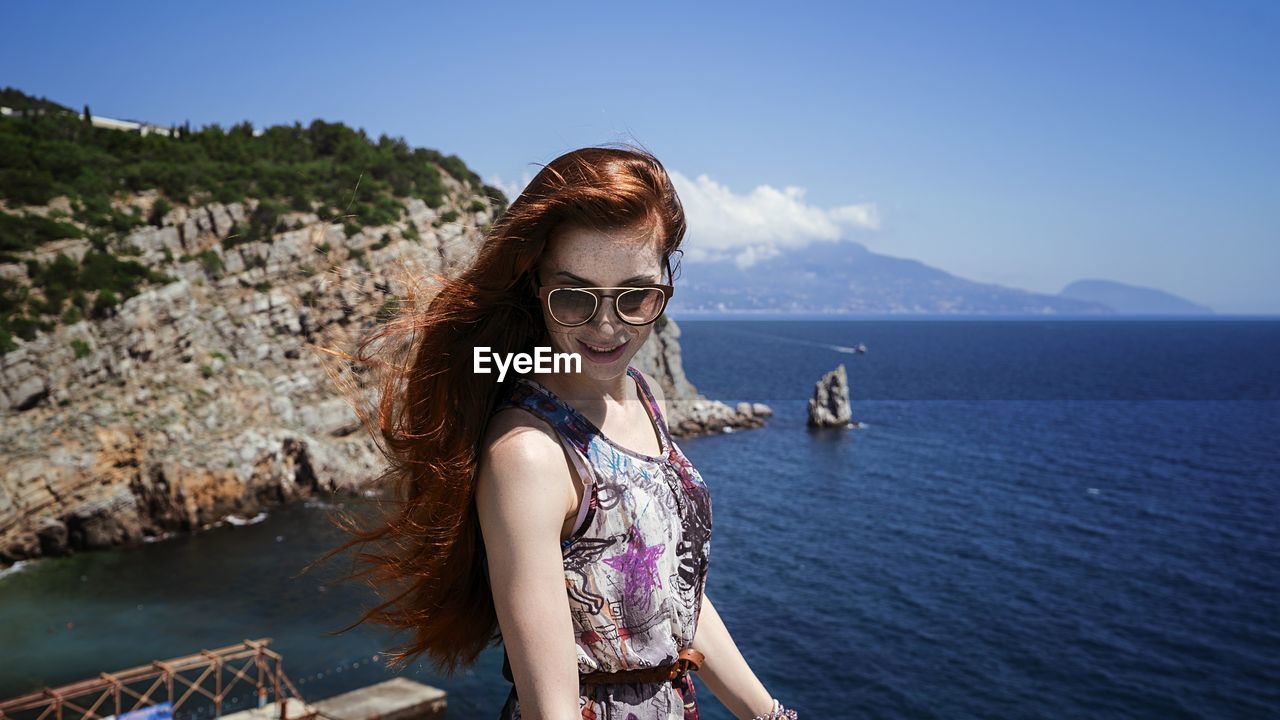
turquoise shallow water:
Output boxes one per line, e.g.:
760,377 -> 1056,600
2,320 -> 1277,719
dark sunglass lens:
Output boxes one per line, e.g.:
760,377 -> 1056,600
617,288 -> 664,323
549,288 -> 597,325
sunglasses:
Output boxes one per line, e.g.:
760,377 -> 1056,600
536,280 -> 674,327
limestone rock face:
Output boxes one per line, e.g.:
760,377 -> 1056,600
0,189 -> 766,567
807,363 -> 852,427
630,316 -> 773,436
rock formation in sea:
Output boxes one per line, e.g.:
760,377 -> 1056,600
807,363 -> 852,427
0,182 -> 769,567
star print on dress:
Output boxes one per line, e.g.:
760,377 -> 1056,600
603,526 -> 665,614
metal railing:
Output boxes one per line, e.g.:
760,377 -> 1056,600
0,638 -> 310,720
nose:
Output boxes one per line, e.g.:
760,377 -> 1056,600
590,294 -> 625,332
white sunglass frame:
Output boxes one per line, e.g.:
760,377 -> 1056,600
536,283 -> 675,327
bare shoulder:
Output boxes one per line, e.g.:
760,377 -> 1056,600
637,369 -> 670,419
481,406 -> 561,457
475,408 -> 573,530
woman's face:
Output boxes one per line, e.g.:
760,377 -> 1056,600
535,220 -> 666,382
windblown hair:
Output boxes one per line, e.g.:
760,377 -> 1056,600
310,144 -> 686,676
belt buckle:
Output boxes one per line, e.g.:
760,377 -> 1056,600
666,659 -> 686,682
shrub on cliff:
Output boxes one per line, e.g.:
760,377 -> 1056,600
0,211 -> 80,261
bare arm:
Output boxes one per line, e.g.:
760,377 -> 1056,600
693,593 -> 776,719
475,411 -> 581,720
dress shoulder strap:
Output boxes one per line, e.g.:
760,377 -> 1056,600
625,366 -> 673,445
493,378 -> 594,455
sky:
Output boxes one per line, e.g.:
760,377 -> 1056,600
3,0 -> 1277,313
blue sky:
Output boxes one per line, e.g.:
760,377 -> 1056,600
4,0 -> 1277,313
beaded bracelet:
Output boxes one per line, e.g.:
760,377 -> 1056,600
750,698 -> 798,720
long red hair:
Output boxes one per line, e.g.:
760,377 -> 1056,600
310,144 -> 687,676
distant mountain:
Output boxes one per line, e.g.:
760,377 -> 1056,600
668,240 -> 1112,315
1059,279 -> 1212,315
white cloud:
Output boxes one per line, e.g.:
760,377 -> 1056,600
668,171 -> 880,267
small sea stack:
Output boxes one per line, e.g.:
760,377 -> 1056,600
807,364 -> 853,428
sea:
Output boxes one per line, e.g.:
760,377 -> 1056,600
1,318 -> 1277,719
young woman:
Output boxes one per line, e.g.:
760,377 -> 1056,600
323,146 -> 797,720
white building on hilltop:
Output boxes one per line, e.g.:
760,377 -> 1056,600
1,105 -> 173,137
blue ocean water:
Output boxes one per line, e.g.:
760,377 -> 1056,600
672,319 -> 1280,719
1,320 -> 1277,719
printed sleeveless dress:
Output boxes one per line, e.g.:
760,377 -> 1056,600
492,365 -> 713,720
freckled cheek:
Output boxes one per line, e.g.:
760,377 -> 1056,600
539,310 -> 572,341
545,325 -> 587,356
546,329 -> 575,354
620,327 -> 651,356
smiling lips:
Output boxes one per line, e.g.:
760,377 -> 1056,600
581,340 -> 629,353
582,339 -> 627,353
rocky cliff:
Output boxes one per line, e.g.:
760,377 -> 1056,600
0,181 -> 769,567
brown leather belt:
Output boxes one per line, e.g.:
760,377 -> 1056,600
580,648 -> 704,686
